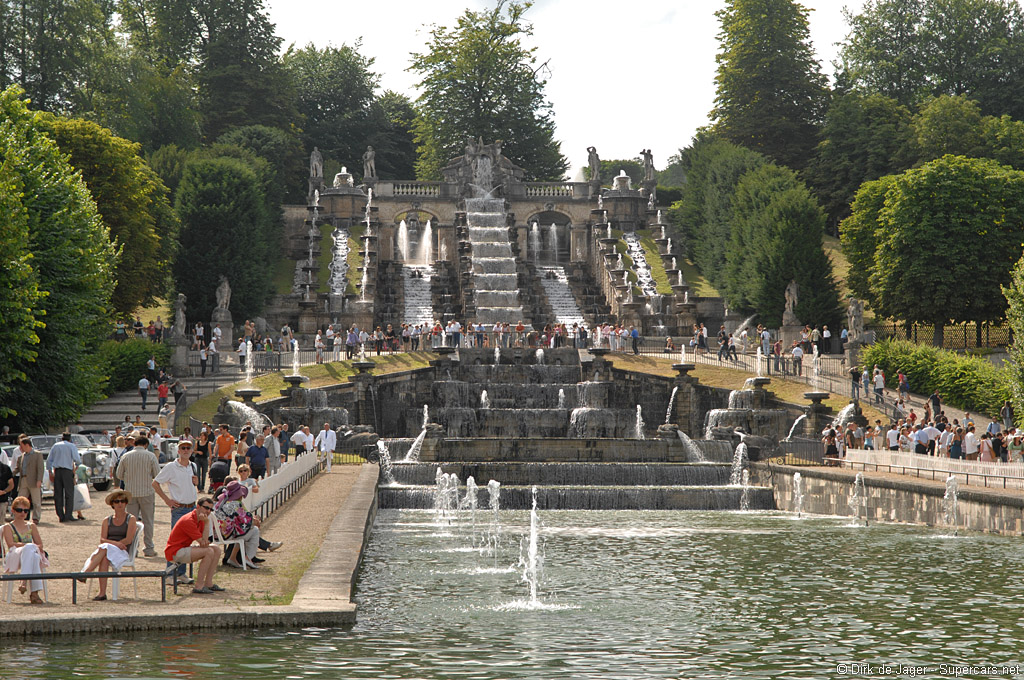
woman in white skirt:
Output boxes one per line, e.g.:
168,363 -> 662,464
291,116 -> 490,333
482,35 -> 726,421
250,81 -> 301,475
78,489 -> 138,601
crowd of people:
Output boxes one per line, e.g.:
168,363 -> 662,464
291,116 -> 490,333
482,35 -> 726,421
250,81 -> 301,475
0,415 -> 314,603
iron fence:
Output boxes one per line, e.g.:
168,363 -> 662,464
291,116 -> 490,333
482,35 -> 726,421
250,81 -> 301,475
868,321 -> 1010,350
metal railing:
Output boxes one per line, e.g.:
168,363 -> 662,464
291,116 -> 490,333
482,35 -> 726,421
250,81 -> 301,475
1,565 -> 182,604
843,449 -> 1024,490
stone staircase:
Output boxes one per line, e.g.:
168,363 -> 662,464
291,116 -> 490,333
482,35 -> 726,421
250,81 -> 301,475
76,359 -> 244,432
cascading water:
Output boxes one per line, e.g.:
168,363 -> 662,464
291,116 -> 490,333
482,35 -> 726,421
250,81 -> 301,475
536,349 -> 545,365
460,476 -> 479,533
481,390 -> 490,409
558,389 -> 566,409
403,405 -> 431,462
677,430 -> 707,463
793,472 -> 804,518
530,222 -> 541,266
467,198 -> 523,324
397,220 -> 410,261
729,442 -> 748,486
245,340 -> 254,384
519,486 -> 543,606
494,347 -> 500,364
944,475 -> 959,536
849,472 -> 867,526
377,440 -> 395,485
548,223 -> 559,262
416,220 -> 433,264
634,405 -> 645,440
291,342 -> 300,376
786,415 -> 808,441
226,400 -> 273,430
835,403 -> 858,429
740,469 -> 751,511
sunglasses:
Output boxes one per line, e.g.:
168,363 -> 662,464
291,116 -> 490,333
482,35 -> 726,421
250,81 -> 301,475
112,499 -> 128,504
199,504 -> 214,511
12,507 -> 29,513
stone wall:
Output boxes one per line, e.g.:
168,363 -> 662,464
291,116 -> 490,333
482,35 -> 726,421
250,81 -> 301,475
755,463 -> 1024,536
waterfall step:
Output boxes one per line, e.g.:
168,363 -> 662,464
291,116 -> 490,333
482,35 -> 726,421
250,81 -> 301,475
378,484 -> 775,510
388,462 -> 732,487
537,266 -> 585,326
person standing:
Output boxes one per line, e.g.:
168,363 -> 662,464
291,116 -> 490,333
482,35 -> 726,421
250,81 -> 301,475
1001,400 -> 1014,431
266,427 -> 282,475
314,423 -> 336,470
47,432 -> 81,522
152,439 -> 199,581
199,343 -> 208,377
15,435 -> 43,523
193,431 -> 212,492
791,344 -> 804,376
209,337 -> 220,373
873,369 -> 885,405
116,435 -> 161,556
245,435 -> 270,480
277,423 -> 291,464
138,374 -> 150,410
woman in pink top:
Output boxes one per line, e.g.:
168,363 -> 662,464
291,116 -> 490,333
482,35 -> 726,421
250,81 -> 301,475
979,433 -> 996,462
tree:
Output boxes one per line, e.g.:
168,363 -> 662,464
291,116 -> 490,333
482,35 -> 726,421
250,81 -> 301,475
584,159 -> 645,187
173,157 -> 270,322
1001,254 -> 1024,418
0,0 -> 111,113
980,114 -> 1024,170
806,92 -> 914,227
0,143 -> 44,418
0,86 -> 116,429
409,0 -> 568,181
869,155 -> 1024,345
723,163 -> 840,327
710,0 -> 829,170
218,125 -> 304,203
364,91 -> 418,181
836,0 -> 926,108
838,174 -> 897,301
838,0 -> 1024,119
39,115 -> 178,314
911,94 -> 985,159
282,42 -> 378,178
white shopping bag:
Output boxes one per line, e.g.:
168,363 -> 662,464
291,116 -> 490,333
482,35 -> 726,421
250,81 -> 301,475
73,482 -> 92,512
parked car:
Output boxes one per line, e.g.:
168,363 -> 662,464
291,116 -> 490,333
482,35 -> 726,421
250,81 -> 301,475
27,433 -> 113,492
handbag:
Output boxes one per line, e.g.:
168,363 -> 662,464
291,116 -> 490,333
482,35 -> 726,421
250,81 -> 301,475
73,482 -> 92,512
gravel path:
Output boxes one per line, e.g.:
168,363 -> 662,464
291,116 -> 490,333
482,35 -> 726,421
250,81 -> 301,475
1,465 -> 363,614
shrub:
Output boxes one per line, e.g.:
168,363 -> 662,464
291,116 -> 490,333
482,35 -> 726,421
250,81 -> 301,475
858,339 -> 1013,418
98,339 -> 172,395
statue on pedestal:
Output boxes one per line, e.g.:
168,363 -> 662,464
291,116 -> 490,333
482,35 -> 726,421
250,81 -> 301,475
173,293 -> 186,336
309,146 -> 323,178
215,276 -> 231,312
847,297 -> 865,341
587,146 -> 601,183
782,279 -> 801,326
362,145 -> 376,179
641,148 -> 654,181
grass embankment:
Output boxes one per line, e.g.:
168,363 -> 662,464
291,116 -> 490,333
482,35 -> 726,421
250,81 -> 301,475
608,354 -> 887,422
347,224 -> 365,296
182,352 -> 434,424
636,229 -> 673,295
273,255 -> 296,295
132,298 -> 169,324
679,258 -> 719,297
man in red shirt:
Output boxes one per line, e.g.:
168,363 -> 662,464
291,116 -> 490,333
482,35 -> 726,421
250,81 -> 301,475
156,382 -> 170,410
165,498 -> 224,594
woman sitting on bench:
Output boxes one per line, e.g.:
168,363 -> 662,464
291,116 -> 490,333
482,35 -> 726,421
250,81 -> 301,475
78,489 -> 138,601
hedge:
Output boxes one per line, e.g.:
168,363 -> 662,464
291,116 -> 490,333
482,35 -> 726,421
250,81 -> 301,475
858,339 -> 1013,419
97,339 -> 171,395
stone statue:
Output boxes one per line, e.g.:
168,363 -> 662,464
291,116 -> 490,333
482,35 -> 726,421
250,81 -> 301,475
215,276 -> 231,311
847,297 -> 865,340
784,279 -> 799,314
641,148 -> 654,181
362,145 -> 376,179
587,146 -> 601,183
464,137 -> 479,164
173,293 -> 186,335
647,189 -> 656,210
309,146 -> 323,178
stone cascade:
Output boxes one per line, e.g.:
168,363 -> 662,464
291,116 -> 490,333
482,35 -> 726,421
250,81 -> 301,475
538,266 -> 585,327
402,264 -> 435,326
466,197 -> 526,325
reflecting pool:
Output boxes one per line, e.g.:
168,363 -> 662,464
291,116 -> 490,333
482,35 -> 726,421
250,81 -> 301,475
4,510 -> 1024,679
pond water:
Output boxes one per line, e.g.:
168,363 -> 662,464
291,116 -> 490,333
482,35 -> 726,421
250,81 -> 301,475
5,509 -> 1024,679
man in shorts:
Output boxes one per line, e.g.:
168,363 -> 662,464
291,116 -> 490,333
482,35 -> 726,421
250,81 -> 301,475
165,497 -> 224,595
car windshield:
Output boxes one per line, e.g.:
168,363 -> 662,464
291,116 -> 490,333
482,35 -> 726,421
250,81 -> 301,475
30,435 -> 57,453
71,434 -> 93,448
85,433 -> 111,447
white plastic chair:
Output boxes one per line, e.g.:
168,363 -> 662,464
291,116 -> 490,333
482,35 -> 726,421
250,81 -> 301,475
88,521 -> 143,601
210,516 -> 248,570
2,535 -> 49,603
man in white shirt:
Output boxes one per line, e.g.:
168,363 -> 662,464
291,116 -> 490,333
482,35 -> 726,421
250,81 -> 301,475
886,424 -> 900,451
873,370 -> 885,405
921,422 -> 941,455
963,426 -> 980,460
790,344 -> 803,376
209,337 -> 219,373
153,439 -> 199,581
290,425 -> 313,458
138,375 -> 151,410
314,423 -> 336,472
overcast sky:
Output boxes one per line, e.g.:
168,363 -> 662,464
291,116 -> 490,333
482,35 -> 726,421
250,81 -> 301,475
267,0 -> 853,177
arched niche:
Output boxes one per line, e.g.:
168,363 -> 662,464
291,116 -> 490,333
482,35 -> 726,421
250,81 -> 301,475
524,210 -> 572,265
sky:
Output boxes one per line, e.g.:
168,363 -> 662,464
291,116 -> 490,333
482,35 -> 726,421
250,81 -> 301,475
267,0 -> 853,177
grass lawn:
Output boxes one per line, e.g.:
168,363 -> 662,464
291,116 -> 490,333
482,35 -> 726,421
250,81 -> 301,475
272,254 -> 296,296
347,224 -> 365,296
823,233 -> 875,323
679,258 -> 719,297
316,221 -> 334,293
608,354 -> 886,421
132,298 -> 169,323
181,351 -> 434,425
636,229 -> 673,295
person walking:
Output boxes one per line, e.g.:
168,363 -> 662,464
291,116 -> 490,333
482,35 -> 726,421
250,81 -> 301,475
116,435 -> 161,556
46,432 -> 81,523
138,374 -> 150,410
314,423 -> 336,471
199,344 -> 208,377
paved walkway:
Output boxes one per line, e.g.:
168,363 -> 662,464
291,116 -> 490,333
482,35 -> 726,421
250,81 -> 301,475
0,463 -> 375,633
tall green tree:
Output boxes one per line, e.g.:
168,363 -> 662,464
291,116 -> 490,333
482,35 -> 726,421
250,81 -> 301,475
0,86 -> 116,428
39,115 -> 178,314
0,142 -> 44,418
0,0 -> 112,113
409,0 -> 568,181
806,92 -> 914,227
838,174 -> 897,301
364,91 -> 418,181
838,0 -> 1024,119
218,125 -> 304,203
1001,254 -> 1024,417
723,163 -> 840,326
710,0 -> 829,170
867,155 -> 1024,345
173,157 -> 270,322
911,94 -> 986,159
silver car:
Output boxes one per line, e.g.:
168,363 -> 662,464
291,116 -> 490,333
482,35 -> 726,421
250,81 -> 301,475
29,434 -> 113,492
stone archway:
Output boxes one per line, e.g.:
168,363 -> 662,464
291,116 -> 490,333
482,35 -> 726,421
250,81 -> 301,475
394,209 -> 438,263
525,210 -> 572,265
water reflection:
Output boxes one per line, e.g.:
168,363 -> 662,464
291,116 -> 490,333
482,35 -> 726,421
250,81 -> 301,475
5,510 -> 1024,679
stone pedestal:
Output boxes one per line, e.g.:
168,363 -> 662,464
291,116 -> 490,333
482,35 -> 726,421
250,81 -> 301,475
211,307 -> 233,348
779,324 -> 803,349
804,391 -> 833,438
168,333 -> 189,377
